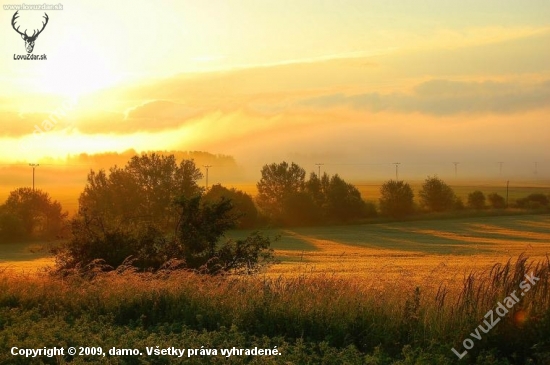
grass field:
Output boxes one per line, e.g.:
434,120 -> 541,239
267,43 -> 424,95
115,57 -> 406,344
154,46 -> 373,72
1,214 -> 549,364
226,214 -> 550,293
4,213 -> 549,284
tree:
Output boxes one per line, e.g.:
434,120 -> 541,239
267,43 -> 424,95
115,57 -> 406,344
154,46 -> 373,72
488,193 -> 506,209
203,184 -> 258,228
55,153 -> 273,274
324,174 -> 367,222
304,172 -> 328,209
0,188 -> 67,242
379,180 -> 414,218
515,194 -> 549,209
0,206 -> 25,242
78,153 -> 203,231
454,197 -> 465,211
256,162 -> 306,222
171,195 -> 237,269
173,194 -> 274,274
419,176 -> 456,212
467,190 -> 486,210
281,191 -> 320,226
256,162 -> 370,225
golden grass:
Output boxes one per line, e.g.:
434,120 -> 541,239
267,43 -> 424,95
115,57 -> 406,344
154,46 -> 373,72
2,216 -> 549,300
267,217 -> 550,295
0,258 -> 54,275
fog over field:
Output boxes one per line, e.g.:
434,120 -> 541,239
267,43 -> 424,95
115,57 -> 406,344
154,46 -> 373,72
1,2 -> 549,183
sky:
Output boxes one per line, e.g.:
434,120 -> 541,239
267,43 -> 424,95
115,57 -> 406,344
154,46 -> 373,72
1,0 -> 549,182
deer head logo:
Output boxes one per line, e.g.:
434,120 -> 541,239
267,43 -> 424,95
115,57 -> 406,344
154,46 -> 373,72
11,11 -> 49,54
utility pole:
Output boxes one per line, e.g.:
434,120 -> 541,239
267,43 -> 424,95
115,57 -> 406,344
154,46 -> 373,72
29,163 -> 39,191
315,163 -> 324,177
203,165 -> 212,190
393,162 -> 400,180
498,162 -> 503,176
506,180 -> 509,208
453,162 -> 459,178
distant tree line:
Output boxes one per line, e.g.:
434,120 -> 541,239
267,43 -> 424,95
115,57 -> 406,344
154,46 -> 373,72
256,162 -> 375,226
1,153 -> 549,275
379,176 -> 550,218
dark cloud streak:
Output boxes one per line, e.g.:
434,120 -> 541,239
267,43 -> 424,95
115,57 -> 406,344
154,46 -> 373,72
299,79 -> 550,115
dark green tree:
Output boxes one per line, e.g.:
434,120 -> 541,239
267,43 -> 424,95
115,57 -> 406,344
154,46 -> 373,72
256,163 -> 370,225
467,190 -> 486,210
203,184 -> 258,228
304,172 -> 328,209
56,193 -> 274,275
281,191 -> 321,226
78,153 -> 203,230
0,206 -> 25,243
324,174 -> 367,222
379,180 -> 415,218
515,193 -> 549,209
0,188 -> 67,242
419,176 -> 456,212
488,193 -> 506,209
256,162 -> 306,222
172,195 -> 236,268
56,153 -> 273,274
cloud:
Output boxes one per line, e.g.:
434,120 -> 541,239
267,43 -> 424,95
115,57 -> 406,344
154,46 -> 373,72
126,100 -> 202,124
0,112 -> 40,137
298,79 -> 550,115
64,101 -> 203,135
4,26 -> 550,139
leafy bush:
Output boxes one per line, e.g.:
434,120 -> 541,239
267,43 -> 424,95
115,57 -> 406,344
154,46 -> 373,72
55,194 -> 274,275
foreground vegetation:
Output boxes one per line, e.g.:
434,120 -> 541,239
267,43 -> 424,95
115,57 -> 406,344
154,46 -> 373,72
1,254 -> 549,364
1,153 -> 548,363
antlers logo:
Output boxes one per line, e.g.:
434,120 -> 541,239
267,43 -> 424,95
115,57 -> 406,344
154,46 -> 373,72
11,11 -> 49,54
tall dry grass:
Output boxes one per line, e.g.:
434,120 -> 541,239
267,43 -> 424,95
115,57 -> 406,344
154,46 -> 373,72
0,254 -> 549,363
